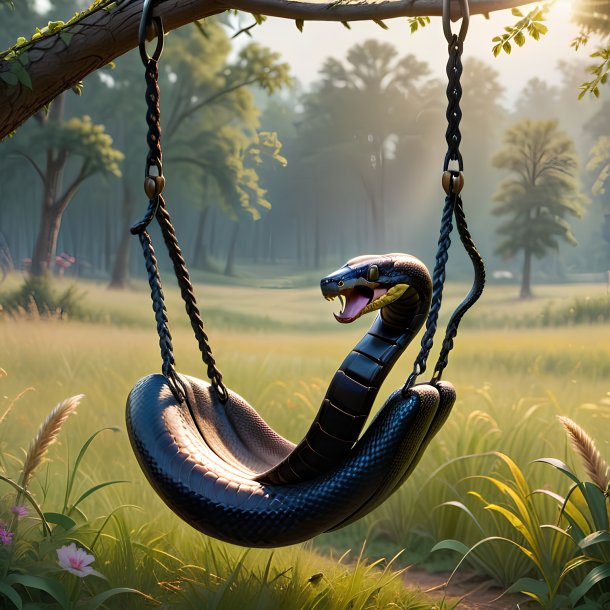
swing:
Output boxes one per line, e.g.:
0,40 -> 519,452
126,0 -> 485,548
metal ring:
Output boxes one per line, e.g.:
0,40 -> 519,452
442,0 -> 469,43
139,0 -> 164,65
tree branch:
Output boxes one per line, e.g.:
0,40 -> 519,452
12,151 -> 45,183
0,0 -> 530,139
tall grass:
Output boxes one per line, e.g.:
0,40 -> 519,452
1,276 -> 609,605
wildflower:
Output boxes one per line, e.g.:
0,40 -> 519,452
10,505 -> 28,519
0,524 -> 13,545
57,543 -> 103,578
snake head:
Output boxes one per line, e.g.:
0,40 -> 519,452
321,254 -> 412,324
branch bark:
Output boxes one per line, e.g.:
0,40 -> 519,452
1,0 -> 529,139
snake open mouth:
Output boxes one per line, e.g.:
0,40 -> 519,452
330,284 -> 409,324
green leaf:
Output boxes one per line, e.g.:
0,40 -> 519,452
0,582 -> 22,609
295,19 -> 304,32
492,44 -> 502,58
5,576 -> 69,610
514,32 -> 526,47
373,19 -> 388,30
505,576 -> 549,599
341,21 -> 351,29
80,587 -> 148,610
63,426 -> 120,513
17,52 -> 29,66
503,41 -> 512,54
0,72 -> 18,85
511,7 -> 523,16
430,539 -> 470,556
43,511 -> 76,530
15,66 -> 32,89
569,563 -> 610,604
59,31 -> 73,46
69,480 -> 128,512
534,458 -> 581,485
579,531 -> 610,562
581,482 -> 609,531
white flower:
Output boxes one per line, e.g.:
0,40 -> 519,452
56,543 -> 104,578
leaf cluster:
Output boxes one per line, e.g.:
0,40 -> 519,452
492,4 -> 551,57
432,449 -> 610,608
42,115 -> 124,178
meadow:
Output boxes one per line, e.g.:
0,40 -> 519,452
0,274 -> 609,608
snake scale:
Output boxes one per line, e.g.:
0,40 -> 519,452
126,253 -> 456,547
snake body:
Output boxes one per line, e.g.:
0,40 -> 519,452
126,253 -> 456,547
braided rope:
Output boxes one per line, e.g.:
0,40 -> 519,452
444,36 -> 463,171
138,230 -> 185,402
433,197 -> 486,378
403,23 -> 485,393
133,20 -> 226,404
156,198 -> 228,402
144,59 -> 163,177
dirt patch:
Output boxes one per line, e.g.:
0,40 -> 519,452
404,568 -> 530,609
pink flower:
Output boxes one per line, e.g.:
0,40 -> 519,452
0,525 -> 13,545
10,505 -> 28,519
56,543 -> 103,578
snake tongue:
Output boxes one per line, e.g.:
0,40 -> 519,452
334,290 -> 371,324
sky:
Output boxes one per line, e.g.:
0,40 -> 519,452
237,0 -> 591,106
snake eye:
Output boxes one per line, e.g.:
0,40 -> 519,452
367,265 -> 379,282
337,281 -> 344,288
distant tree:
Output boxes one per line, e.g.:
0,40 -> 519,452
106,21 -> 291,287
514,77 -> 560,120
492,119 -> 588,299
588,135 -> 610,199
306,40 -> 430,247
5,93 -> 123,276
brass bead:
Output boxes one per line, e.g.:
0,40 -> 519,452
442,171 -> 464,196
144,175 -> 165,199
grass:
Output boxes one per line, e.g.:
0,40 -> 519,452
0,273 -> 609,606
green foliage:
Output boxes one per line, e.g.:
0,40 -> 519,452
408,16 -> 430,33
493,119 -> 587,257
0,393 -> 147,609
429,422 -> 610,609
493,119 -> 588,297
42,115 -> 123,179
0,0 -> 117,62
578,48 -> 610,99
492,4 -> 551,57
161,22 -> 291,223
0,276 -> 84,318
587,136 -> 610,196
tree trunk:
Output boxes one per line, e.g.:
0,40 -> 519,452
520,247 -> 533,300
109,183 -> 136,289
192,206 -> 213,270
224,221 -> 240,276
31,203 -> 63,276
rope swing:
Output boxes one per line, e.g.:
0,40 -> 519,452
126,0 -> 485,548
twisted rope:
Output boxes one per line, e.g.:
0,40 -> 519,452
132,17 -> 226,403
156,198 -> 228,402
444,35 -> 464,171
403,22 -> 485,394
144,59 -> 163,177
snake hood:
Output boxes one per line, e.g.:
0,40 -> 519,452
321,253 -> 430,325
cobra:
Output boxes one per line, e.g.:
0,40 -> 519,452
126,253 -> 456,547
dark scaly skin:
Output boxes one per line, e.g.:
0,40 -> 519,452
126,253 -> 456,547
259,253 -> 432,484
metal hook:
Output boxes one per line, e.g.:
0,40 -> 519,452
139,0 -> 164,65
442,0 -> 469,43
